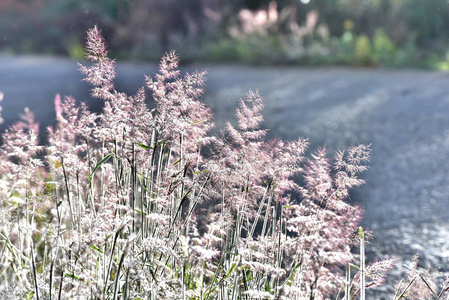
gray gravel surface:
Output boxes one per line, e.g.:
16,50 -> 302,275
1,54 -> 449,298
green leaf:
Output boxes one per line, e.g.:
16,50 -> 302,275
26,291 -> 35,300
0,266 -> 8,277
66,272 -> 84,281
149,268 -> 157,282
136,141 -> 164,150
136,142 -> 153,150
171,171 -> 181,178
92,154 -> 113,174
191,119 -> 207,125
287,263 -> 301,286
90,244 -> 104,253
89,153 -> 113,183
225,262 -> 237,279
135,208 -> 147,215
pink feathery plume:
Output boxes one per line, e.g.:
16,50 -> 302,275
54,93 -> 62,118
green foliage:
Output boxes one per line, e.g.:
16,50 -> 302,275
66,35 -> 85,60
402,0 -> 449,44
354,35 -> 374,66
207,34 -> 286,64
373,30 -> 398,67
2,0 -> 449,68
206,38 -> 240,62
237,34 -> 286,64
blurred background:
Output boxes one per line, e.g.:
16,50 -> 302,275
2,0 -> 449,69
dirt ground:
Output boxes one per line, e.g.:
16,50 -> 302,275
2,54 -> 449,298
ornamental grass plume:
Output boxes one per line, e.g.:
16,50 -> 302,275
392,254 -> 446,300
0,26 -> 399,299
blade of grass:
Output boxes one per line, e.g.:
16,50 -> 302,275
31,243 -> 40,300
113,241 -> 130,300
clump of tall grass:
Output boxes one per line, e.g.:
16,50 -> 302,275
0,26 -> 445,299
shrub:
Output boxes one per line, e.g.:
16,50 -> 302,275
373,30 -> 398,67
354,34 -> 374,66
0,26 -> 403,299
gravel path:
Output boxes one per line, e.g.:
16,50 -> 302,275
1,54 -> 449,298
